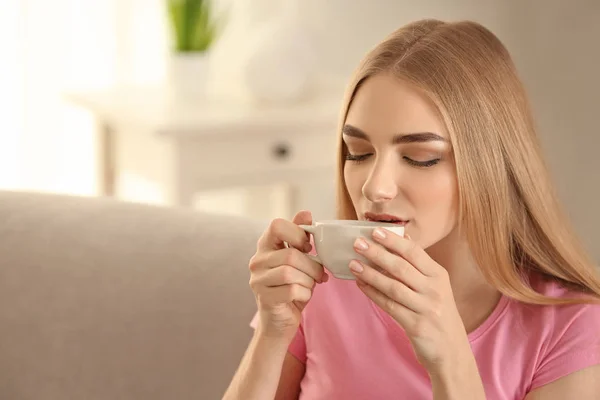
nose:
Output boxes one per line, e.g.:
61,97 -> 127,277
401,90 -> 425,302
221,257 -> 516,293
362,156 -> 398,203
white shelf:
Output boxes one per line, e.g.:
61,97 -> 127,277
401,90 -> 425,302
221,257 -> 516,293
65,84 -> 341,219
65,85 -> 343,137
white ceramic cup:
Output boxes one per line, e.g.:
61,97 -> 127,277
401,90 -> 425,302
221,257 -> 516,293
298,220 -> 405,280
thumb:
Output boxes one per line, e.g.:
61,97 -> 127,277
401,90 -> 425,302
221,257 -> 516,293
292,210 -> 313,250
292,210 -> 313,226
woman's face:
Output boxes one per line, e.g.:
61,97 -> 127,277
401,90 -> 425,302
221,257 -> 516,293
343,73 -> 458,249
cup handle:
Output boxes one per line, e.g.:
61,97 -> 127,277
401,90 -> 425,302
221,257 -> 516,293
298,224 -> 322,264
298,224 -> 315,234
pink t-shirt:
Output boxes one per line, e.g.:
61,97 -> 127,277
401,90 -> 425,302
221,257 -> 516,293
252,274 -> 600,399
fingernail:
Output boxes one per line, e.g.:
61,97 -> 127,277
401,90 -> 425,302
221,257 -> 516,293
373,228 -> 386,240
354,238 -> 368,251
349,260 -> 364,273
303,243 -> 312,252
322,273 -> 330,282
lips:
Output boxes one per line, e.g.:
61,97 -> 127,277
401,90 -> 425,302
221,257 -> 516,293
364,212 -> 409,225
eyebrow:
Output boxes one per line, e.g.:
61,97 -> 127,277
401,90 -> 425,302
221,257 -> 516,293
342,124 -> 447,144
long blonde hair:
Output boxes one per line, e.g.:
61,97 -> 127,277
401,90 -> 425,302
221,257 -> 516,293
336,19 -> 600,305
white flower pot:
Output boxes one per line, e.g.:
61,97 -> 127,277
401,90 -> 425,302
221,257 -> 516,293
167,52 -> 210,100
242,0 -> 315,104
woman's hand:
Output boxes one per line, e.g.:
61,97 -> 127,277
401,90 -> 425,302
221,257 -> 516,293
349,228 -> 471,372
249,210 -> 328,342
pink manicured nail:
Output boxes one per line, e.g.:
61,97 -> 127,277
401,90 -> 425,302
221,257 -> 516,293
349,260 -> 364,273
354,238 -> 368,251
373,228 -> 387,240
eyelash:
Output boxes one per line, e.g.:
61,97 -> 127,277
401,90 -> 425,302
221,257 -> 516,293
345,153 -> 440,167
404,157 -> 440,167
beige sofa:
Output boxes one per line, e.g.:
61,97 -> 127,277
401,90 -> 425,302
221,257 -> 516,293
0,190 -> 267,400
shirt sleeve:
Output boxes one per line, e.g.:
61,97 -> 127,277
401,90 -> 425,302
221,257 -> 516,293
249,311 -> 307,363
288,323 -> 308,363
530,302 -> 600,390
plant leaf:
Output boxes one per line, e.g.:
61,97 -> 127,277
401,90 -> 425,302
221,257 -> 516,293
167,0 -> 222,52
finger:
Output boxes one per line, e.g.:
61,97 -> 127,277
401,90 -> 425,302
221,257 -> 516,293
349,259 -> 425,313
291,210 -> 314,253
261,284 -> 312,306
257,215 -> 312,252
249,247 -> 327,283
353,237 -> 426,291
371,229 -> 438,277
356,279 -> 416,328
265,247 -> 326,283
291,210 -> 312,226
254,264 -> 316,290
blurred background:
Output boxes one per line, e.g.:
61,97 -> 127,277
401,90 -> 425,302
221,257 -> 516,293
0,0 -> 598,259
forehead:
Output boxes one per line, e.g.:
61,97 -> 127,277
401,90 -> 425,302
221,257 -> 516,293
345,73 -> 448,139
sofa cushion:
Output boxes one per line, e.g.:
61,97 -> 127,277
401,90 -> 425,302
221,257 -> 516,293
0,191 -> 266,400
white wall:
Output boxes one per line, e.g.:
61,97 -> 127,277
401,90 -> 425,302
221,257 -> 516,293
209,0 -> 515,94
506,0 -> 600,262
298,0 -> 514,82
0,0 -> 167,194
0,1 -> 23,189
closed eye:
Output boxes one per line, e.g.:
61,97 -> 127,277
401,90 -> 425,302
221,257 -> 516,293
346,153 -> 440,167
345,153 -> 372,163
403,157 -> 440,167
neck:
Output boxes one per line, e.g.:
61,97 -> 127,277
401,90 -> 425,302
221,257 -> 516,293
425,229 -> 502,333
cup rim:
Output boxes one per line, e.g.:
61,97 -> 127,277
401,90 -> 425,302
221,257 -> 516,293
314,220 -> 404,228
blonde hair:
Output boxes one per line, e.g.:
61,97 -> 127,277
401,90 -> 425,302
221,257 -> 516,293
336,19 -> 600,305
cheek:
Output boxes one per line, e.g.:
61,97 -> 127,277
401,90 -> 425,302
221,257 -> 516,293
344,164 -> 366,201
410,169 -> 458,216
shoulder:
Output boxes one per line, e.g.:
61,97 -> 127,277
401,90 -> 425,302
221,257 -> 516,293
513,274 -> 600,339
511,274 -> 600,390
529,274 -> 600,322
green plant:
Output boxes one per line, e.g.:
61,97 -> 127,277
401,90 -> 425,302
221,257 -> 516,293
167,0 -> 217,52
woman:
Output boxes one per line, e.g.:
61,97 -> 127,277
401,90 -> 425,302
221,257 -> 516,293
223,19 -> 600,399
